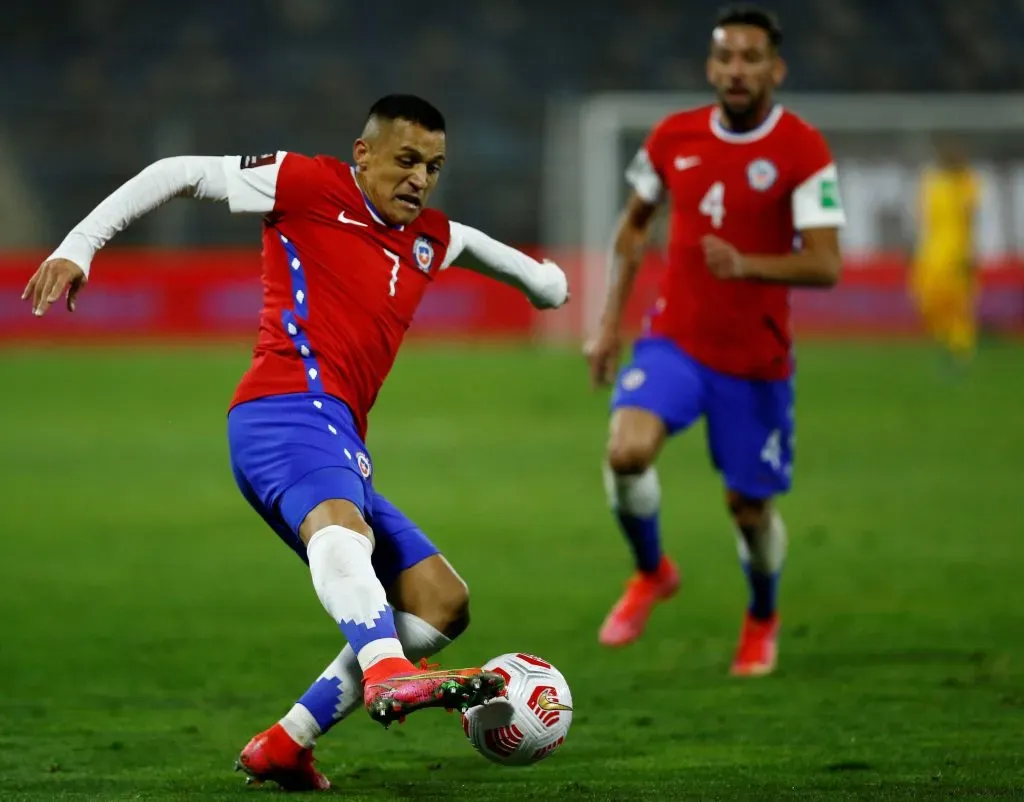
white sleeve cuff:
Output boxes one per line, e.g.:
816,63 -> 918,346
445,221 -> 568,309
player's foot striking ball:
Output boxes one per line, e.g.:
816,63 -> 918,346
585,5 -> 845,675
24,93 -> 569,788
363,660 -> 507,727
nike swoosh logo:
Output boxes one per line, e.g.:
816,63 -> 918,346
368,668 -> 488,688
536,689 -> 573,712
674,156 -> 701,172
338,211 -> 368,227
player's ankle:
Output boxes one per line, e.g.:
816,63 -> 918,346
277,706 -> 321,750
363,656 -> 417,685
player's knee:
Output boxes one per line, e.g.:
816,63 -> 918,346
607,410 -> 665,475
606,440 -> 657,475
727,490 -> 770,530
427,581 -> 470,640
395,556 -> 471,639
299,499 -> 374,545
443,592 -> 471,640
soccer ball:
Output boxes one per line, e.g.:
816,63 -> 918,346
461,652 -> 573,766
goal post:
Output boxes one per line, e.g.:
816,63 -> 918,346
540,92 -> 1024,340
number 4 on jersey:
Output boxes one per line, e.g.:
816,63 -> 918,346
699,181 -> 725,229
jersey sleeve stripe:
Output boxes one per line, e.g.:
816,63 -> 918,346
278,233 -> 325,393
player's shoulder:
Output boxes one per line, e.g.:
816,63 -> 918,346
283,152 -> 350,180
775,108 -> 830,148
644,106 -> 715,169
651,105 -> 716,139
271,151 -> 350,181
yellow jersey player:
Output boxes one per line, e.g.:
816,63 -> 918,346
911,136 -> 980,367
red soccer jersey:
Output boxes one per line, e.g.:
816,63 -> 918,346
222,151 -> 452,439
626,104 -> 846,380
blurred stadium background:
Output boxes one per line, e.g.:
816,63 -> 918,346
2,2 -> 1023,799
3,0 -> 1024,340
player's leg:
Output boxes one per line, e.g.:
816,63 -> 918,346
917,268 -> 972,367
226,399 -> 339,790
599,337 -> 704,647
912,268 -> 948,349
703,369 -> 793,676
276,492 -> 469,748
946,272 -> 977,367
726,490 -> 787,677
227,395 -> 502,788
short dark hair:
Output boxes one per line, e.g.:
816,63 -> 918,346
714,4 -> 783,49
367,94 -> 446,133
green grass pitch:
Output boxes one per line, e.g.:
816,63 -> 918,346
1,342 -> 1022,800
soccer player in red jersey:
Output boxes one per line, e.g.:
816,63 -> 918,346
24,95 -> 569,790
585,6 -> 846,675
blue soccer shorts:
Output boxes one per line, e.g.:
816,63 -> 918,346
226,392 -> 439,586
610,336 -> 795,500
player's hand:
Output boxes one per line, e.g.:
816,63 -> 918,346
538,258 -> 571,309
702,235 -> 747,280
22,258 -> 87,316
584,327 -> 622,390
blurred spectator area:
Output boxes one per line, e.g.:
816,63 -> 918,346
3,0 -> 1024,247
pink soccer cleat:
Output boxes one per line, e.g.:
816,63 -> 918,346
598,556 -> 681,647
235,722 -> 330,791
730,612 -> 779,677
363,658 -> 507,728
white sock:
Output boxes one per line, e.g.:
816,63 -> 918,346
395,611 -> 453,662
279,703 -> 323,750
602,462 -> 661,517
735,508 -> 788,573
305,525 -> 404,672
279,612 -> 453,747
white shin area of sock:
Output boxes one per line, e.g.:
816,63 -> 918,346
305,525 -> 404,672
602,462 -> 661,517
735,508 -> 788,574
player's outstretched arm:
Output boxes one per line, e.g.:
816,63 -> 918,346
584,192 -> 659,388
23,156 -> 233,316
443,222 -> 569,310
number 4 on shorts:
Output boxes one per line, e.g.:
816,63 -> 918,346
760,429 -> 782,472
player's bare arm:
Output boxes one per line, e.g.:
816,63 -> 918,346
702,225 -> 842,287
22,156 -> 232,317
585,192 -> 660,388
443,222 -> 569,310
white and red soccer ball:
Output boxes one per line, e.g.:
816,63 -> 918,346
461,652 -> 573,766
